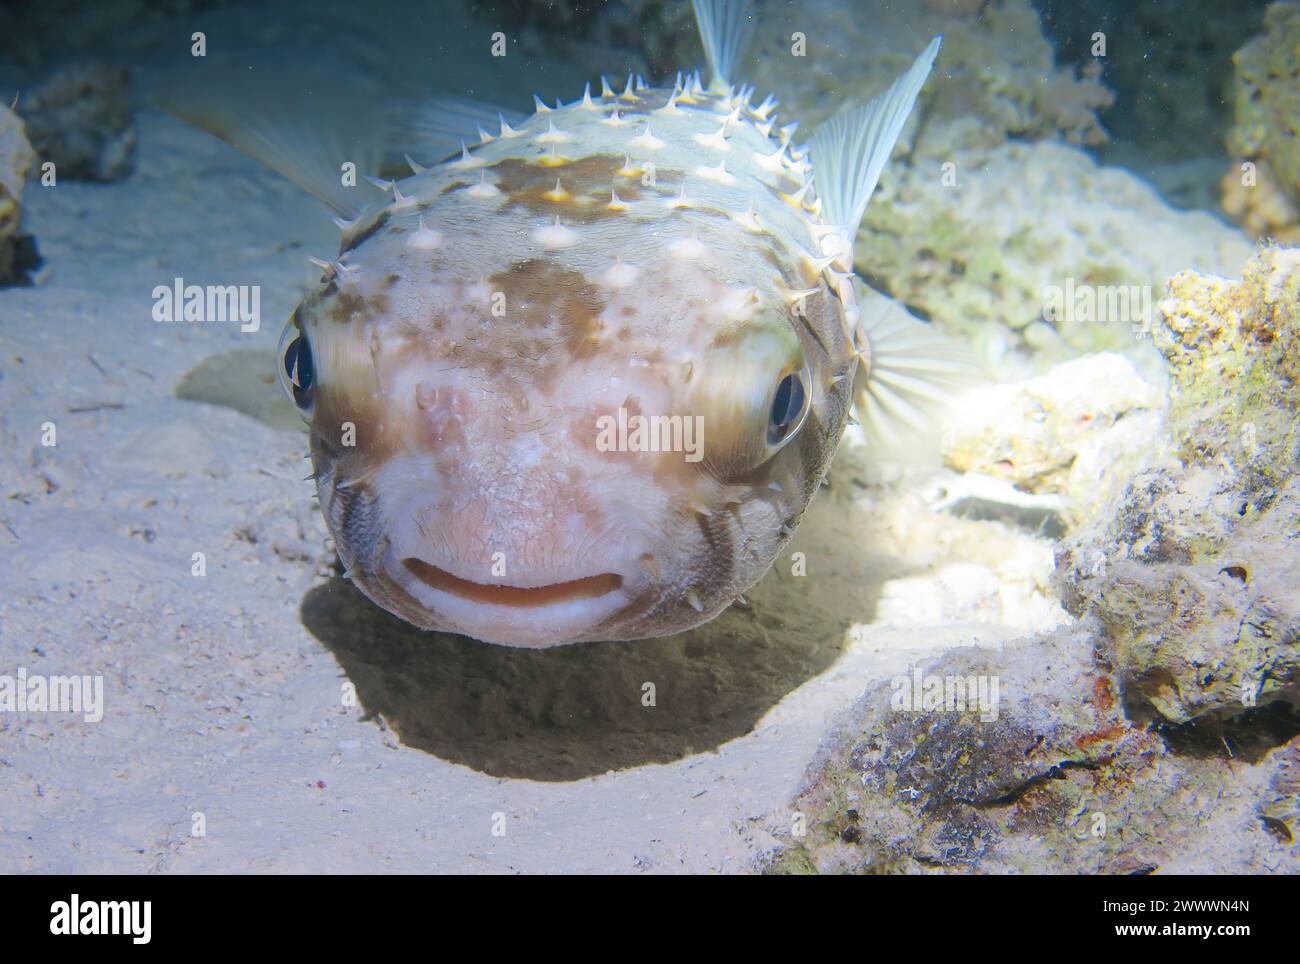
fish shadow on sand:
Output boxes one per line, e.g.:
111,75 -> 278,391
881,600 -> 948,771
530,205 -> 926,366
180,353 -> 900,780
301,474 -> 897,782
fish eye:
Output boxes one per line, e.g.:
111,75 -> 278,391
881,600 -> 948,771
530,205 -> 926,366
766,367 -> 808,448
277,319 -> 315,412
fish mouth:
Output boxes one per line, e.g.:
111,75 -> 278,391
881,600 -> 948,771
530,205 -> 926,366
402,558 -> 624,607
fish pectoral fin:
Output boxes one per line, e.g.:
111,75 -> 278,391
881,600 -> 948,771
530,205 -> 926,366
151,63 -> 389,219
809,36 -> 942,259
851,280 -> 981,468
691,0 -> 755,90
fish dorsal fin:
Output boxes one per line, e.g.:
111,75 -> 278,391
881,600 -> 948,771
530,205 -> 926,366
810,36 -> 941,256
152,65 -> 389,218
691,0 -> 754,90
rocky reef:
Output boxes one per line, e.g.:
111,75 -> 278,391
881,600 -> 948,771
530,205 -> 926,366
1262,737 -> 1300,843
1223,159 -> 1300,247
0,103 -> 37,286
18,64 -> 136,182
941,352 -> 1162,531
769,247 -> 1300,874
1224,1 -> 1300,244
1058,247 -> 1300,725
859,141 -> 1253,365
748,0 -> 1112,145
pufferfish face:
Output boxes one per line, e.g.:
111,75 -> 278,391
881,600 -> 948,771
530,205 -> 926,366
277,241 -> 855,648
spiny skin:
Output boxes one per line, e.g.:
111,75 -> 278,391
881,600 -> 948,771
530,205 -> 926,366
285,77 -> 863,646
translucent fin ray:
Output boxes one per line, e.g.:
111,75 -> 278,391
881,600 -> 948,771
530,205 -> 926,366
810,36 -> 941,251
390,95 -> 527,167
152,65 -> 389,218
691,0 -> 754,90
850,280 -> 980,467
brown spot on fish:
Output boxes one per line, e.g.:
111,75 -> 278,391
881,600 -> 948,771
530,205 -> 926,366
488,259 -> 607,358
330,288 -> 368,324
328,286 -> 390,325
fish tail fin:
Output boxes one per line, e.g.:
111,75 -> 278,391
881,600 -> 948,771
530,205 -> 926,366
151,64 -> 389,218
691,0 -> 755,90
809,36 -> 941,258
851,281 -> 980,467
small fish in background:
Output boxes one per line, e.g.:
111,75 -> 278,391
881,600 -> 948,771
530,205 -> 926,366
167,0 -> 968,647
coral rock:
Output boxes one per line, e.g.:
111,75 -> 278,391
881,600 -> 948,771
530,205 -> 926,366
0,102 -> 37,285
1229,1 -> 1300,203
770,623 -> 1251,874
942,352 -> 1162,528
1221,158 -> 1300,245
20,63 -> 136,182
1057,247 -> 1300,724
773,249 -> 1300,874
753,0 -> 1112,146
857,141 -> 1253,361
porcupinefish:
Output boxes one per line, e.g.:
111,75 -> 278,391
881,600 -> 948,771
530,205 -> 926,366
178,1 -> 957,647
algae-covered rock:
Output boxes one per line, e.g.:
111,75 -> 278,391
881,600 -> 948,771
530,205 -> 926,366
1228,2 -> 1300,212
941,352 -> 1163,529
748,0 -> 1111,147
771,249 -> 1300,874
856,140 -> 1254,363
1261,736 -> 1300,843
1056,247 -> 1300,724
768,622 -> 1289,874
0,102 -> 37,286
1221,158 -> 1300,246
1155,248 -> 1299,484
771,625 -> 1119,873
